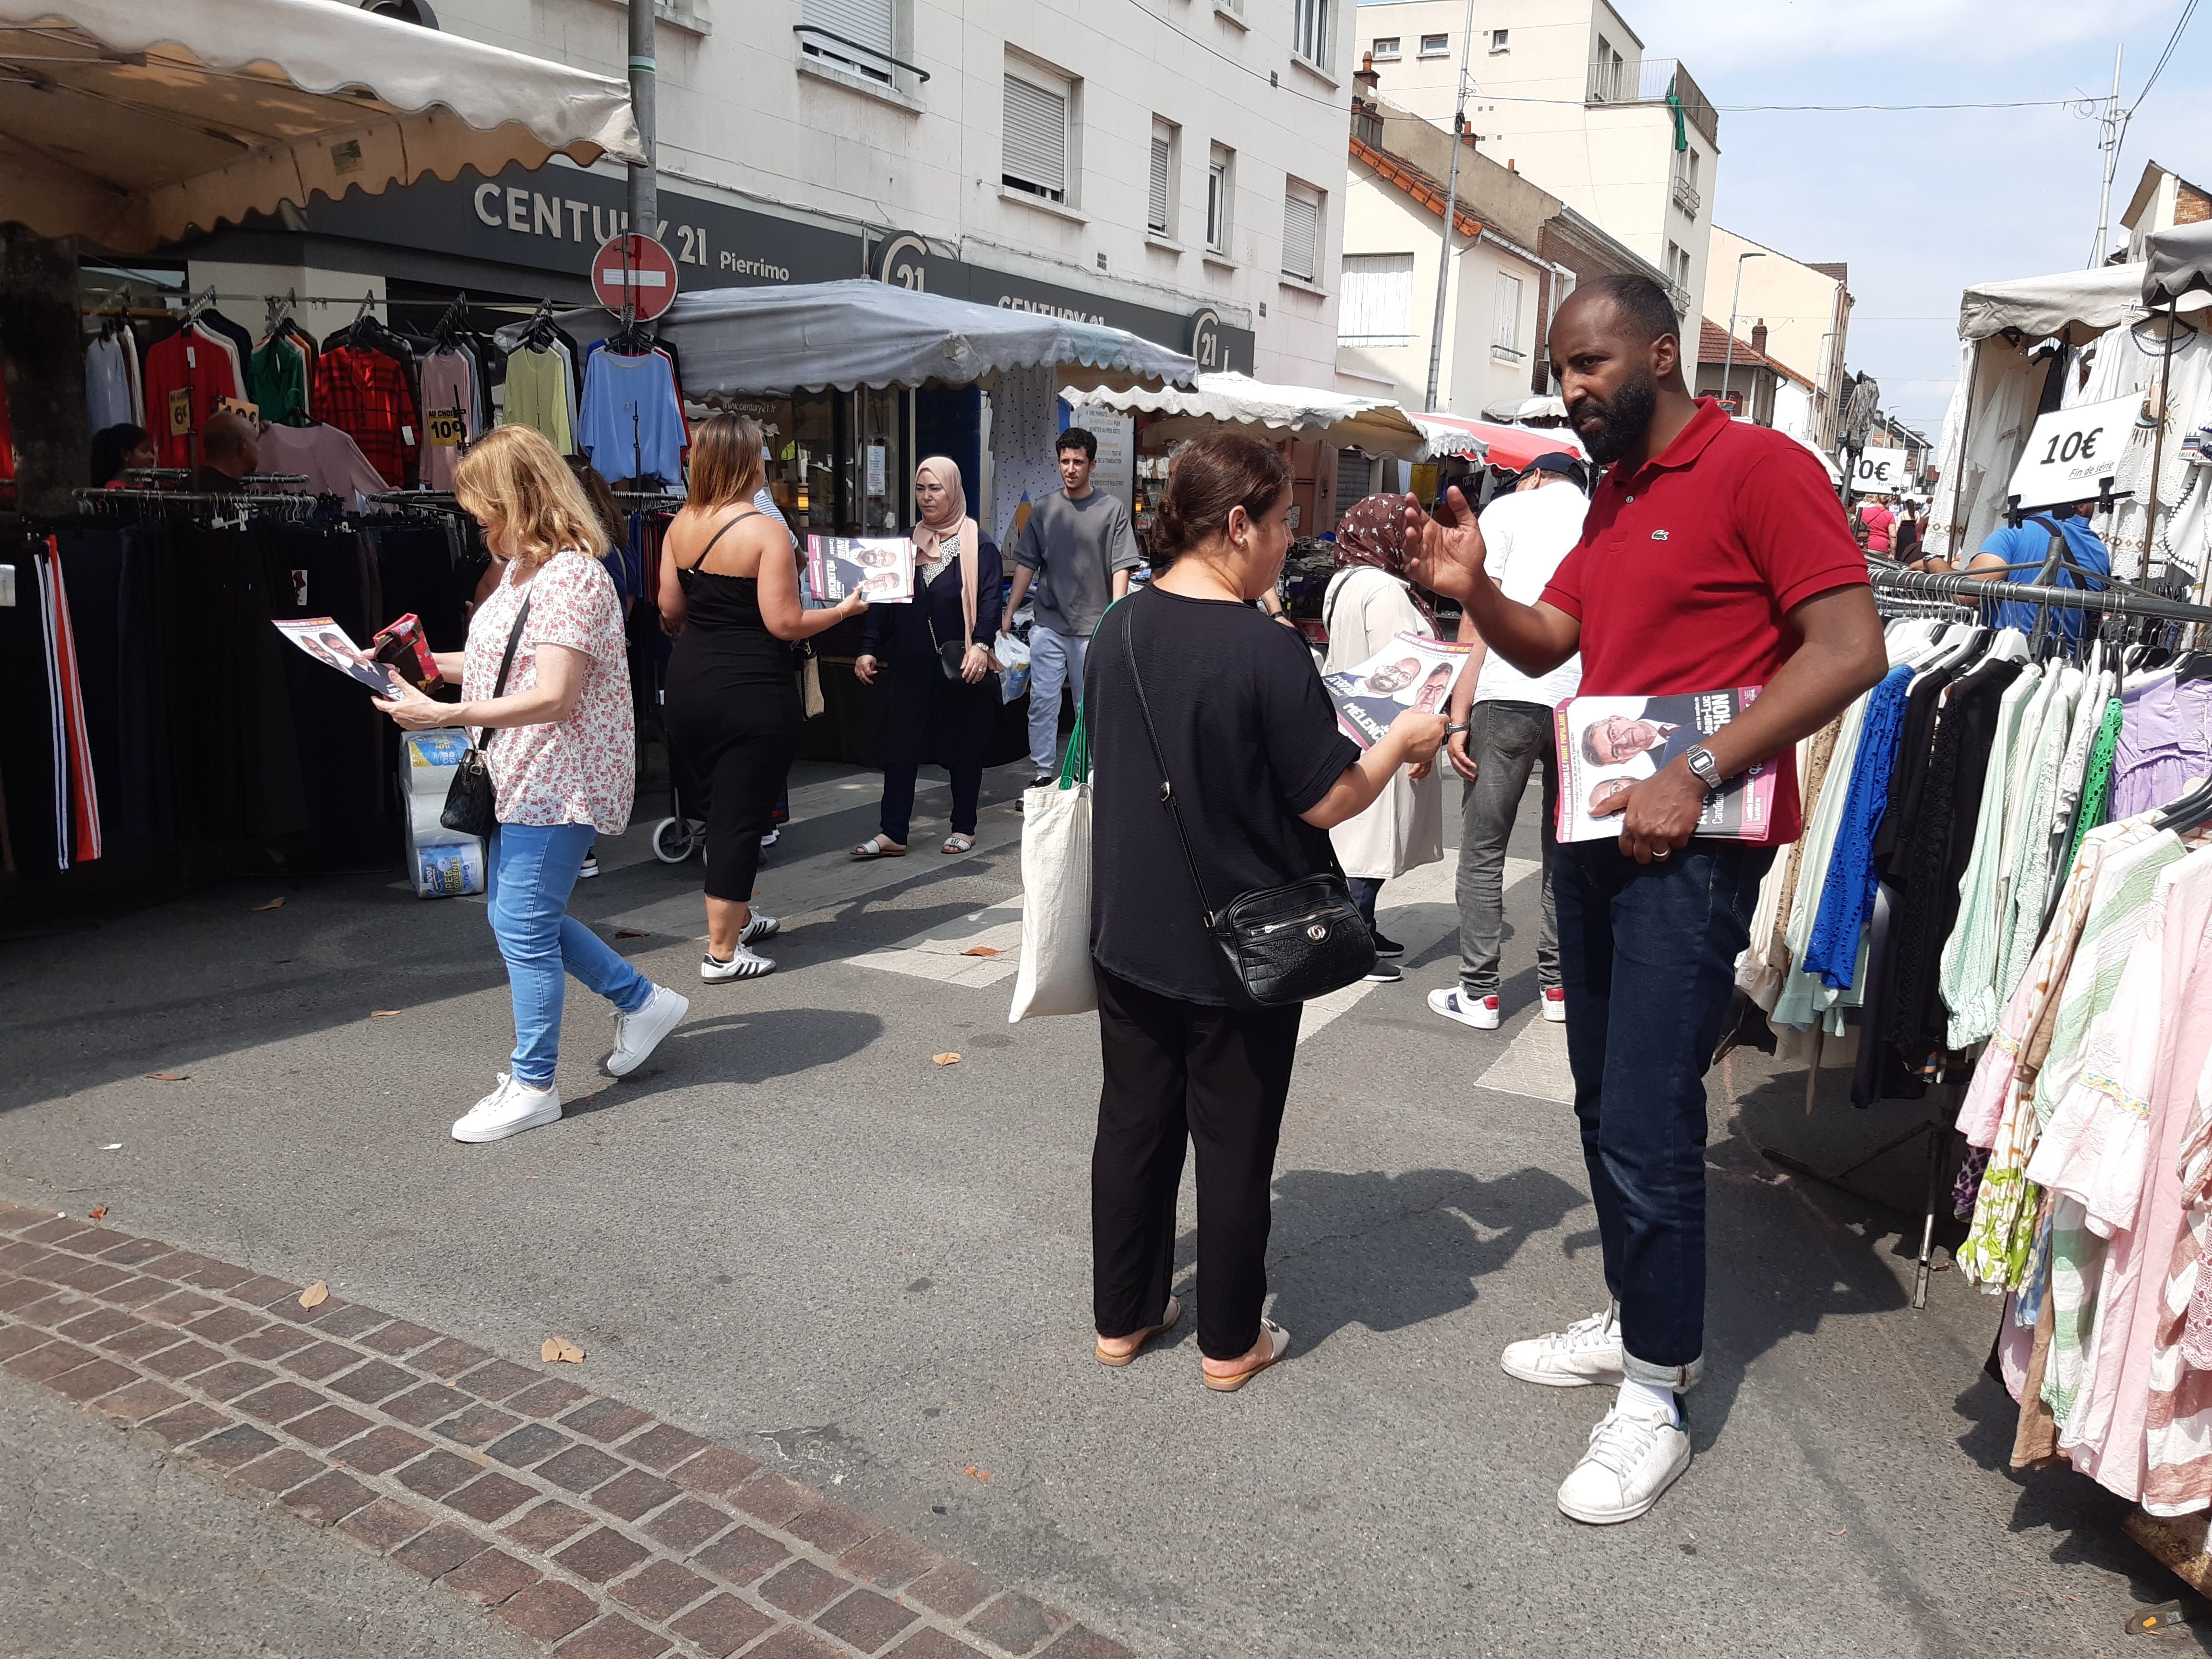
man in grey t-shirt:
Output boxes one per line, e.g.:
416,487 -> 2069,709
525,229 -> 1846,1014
1007,427 -> 1141,784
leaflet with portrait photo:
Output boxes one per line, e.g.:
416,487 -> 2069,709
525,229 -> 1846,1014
1322,632 -> 1473,750
1554,688 -> 1775,842
271,617 -> 409,696
805,535 -> 914,606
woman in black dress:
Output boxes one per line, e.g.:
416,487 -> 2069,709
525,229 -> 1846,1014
659,415 -> 865,980
851,457 -> 1004,857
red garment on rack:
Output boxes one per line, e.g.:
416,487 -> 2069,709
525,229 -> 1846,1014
313,345 -> 420,487
141,327 -> 244,469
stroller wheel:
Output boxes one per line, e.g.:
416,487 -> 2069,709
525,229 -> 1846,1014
651,817 -> 700,864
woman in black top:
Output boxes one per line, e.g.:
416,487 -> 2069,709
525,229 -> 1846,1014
660,415 -> 865,980
1083,432 -> 1446,1389
852,457 -> 1004,857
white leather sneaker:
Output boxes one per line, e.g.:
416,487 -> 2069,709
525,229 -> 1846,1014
1541,986 -> 1567,1023
1501,1306 -> 1626,1387
1556,1394 -> 1692,1524
700,944 -> 775,982
451,1074 -> 562,1143
607,985 -> 689,1075
1428,987 -> 1501,1030
739,913 -> 781,945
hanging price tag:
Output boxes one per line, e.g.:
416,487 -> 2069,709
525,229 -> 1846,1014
214,395 -> 259,422
168,386 -> 192,436
424,408 -> 468,447
2005,394 -> 2139,512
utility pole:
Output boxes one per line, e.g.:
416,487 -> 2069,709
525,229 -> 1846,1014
626,0 -> 658,240
1422,0 -> 1477,412
2089,44 -> 2123,267
1718,251 -> 1765,416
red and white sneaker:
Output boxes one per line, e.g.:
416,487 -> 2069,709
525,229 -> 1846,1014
1542,986 -> 1567,1023
1427,987 -> 1501,1031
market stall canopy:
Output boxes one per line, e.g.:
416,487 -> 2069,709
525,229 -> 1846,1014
0,0 -> 646,252
1954,261 -> 2212,344
2144,221 -> 2212,308
1480,394 -> 1572,424
550,280 -> 1199,395
1064,372 -> 1467,460
1417,412 -> 1586,472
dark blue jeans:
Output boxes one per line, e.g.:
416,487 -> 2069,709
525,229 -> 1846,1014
1553,838 -> 1774,1389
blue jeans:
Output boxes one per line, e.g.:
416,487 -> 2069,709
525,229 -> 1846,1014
1346,876 -> 1383,932
1027,625 -> 1089,778
1553,838 -> 1774,1390
487,823 -> 652,1087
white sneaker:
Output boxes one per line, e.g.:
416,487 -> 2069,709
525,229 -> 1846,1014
739,913 -> 780,945
699,944 -> 775,982
577,854 -> 600,879
1556,1394 -> 1692,1525
759,827 -> 780,848
452,1074 -> 562,1143
1428,987 -> 1500,1030
607,985 -> 689,1075
1541,986 -> 1567,1023
1501,1306 -> 1625,1387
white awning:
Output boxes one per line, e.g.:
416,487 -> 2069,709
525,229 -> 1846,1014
1064,371 -> 1457,460
2145,221 -> 2212,309
1955,260 -> 2212,344
0,0 -> 645,252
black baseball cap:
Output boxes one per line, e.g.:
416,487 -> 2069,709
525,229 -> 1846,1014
1515,451 -> 1592,493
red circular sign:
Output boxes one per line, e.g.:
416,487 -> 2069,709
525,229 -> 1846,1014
592,233 -> 679,321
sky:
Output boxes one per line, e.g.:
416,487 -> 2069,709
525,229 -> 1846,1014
1636,0 -> 2208,437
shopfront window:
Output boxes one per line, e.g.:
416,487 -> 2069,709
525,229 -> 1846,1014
758,388 -> 912,536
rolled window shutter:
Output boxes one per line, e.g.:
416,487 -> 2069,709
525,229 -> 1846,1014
1282,192 -> 1319,282
1148,138 -> 1171,232
801,0 -> 893,61
1003,76 -> 1068,199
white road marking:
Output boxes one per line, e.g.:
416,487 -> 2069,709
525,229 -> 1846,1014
1476,1012 -> 1577,1104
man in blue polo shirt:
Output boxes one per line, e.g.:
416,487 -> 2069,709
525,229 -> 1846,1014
1963,499 -> 2111,642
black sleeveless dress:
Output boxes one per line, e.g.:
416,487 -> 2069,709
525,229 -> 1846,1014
661,517 -> 803,902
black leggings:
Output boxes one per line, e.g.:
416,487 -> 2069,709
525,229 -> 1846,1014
696,721 -> 796,903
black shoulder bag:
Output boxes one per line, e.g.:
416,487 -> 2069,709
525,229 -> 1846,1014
439,595 -> 532,839
1120,600 -> 1375,1010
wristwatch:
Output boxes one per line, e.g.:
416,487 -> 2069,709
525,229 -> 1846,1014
1444,720 -> 1470,736
1685,745 -> 1724,791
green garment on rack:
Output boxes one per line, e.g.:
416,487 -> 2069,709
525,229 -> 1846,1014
248,339 -> 309,426
2066,697 -> 2126,870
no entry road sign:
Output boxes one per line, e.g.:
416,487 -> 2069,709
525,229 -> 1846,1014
593,233 -> 678,322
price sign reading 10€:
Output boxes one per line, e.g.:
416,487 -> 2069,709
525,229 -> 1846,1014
424,408 -> 468,447
2006,394 -> 2140,512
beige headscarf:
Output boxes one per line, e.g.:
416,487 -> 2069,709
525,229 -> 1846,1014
912,456 -> 981,651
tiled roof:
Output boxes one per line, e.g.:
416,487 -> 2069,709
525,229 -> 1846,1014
1349,133 -> 1482,239
1697,317 -> 1773,369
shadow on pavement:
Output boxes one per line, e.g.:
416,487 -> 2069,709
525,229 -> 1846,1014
598,1007 -> 888,1100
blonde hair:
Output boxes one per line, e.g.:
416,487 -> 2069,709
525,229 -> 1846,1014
687,413 -> 766,511
454,425 -> 606,565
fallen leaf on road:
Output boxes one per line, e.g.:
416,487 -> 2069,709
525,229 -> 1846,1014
101,1143 -> 122,1151
251,897 -> 286,912
541,1337 -> 586,1363
614,929 -> 648,939
144,1072 -> 188,1082
1831,1528 -> 1847,1537
299,1281 -> 329,1309
87,1206 -> 108,1221
370,1010 -> 400,1018
933,1053 -> 962,1066
961,946 -> 1001,958
962,1466 -> 992,1483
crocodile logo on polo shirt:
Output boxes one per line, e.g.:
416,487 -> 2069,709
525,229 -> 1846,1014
1650,529 -> 1671,540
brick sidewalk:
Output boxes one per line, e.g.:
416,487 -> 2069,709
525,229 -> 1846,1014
0,1202 -> 1132,1659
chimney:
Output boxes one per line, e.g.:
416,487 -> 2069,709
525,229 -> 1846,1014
1750,319 -> 1768,360
1507,158 -> 1516,172
1354,50 -> 1380,96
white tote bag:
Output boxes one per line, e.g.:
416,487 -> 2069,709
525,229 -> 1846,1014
1009,774 -> 1097,1021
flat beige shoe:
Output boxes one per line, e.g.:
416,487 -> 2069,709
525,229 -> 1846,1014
1095,1296 -> 1182,1367
851,836 -> 907,860
1202,1319 -> 1290,1392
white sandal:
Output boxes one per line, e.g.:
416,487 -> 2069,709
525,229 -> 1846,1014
851,835 -> 908,860
942,834 -> 974,854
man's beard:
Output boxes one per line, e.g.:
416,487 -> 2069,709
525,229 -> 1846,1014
1570,369 -> 1658,465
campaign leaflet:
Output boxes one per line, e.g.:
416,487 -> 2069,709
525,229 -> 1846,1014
1322,632 -> 1473,750
1553,688 -> 1775,842
805,535 -> 914,606
272,617 -> 409,696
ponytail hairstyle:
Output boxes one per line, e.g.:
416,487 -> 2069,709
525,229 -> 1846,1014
1149,431 -> 1291,565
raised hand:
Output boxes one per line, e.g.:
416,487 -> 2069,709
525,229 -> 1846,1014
1398,487 -> 1491,604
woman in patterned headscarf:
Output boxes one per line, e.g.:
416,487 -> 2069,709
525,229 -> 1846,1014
1318,495 -> 1448,974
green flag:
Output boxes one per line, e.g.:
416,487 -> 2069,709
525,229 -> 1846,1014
1666,72 -> 1687,152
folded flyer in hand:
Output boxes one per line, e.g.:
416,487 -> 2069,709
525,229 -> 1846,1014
806,535 -> 914,606
1554,689 -> 1775,842
1322,631 -> 1473,749
272,617 -> 408,696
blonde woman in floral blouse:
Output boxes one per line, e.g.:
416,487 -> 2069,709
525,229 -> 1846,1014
378,425 -> 688,1142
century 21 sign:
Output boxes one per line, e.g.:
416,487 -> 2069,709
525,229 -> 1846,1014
469,182 -> 789,282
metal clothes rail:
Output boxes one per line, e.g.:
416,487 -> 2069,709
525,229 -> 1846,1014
1867,561 -> 2212,628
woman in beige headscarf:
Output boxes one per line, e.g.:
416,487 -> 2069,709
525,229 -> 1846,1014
852,457 -> 1006,856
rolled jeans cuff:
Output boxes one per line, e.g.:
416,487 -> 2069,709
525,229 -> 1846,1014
1623,1348 -> 1703,1391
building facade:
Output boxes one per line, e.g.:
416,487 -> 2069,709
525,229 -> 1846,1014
1704,226 -> 1851,455
1352,0 -> 1718,326
2121,159 -> 2212,263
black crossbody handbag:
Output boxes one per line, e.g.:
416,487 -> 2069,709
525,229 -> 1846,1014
439,596 -> 531,839
1120,601 -> 1376,1010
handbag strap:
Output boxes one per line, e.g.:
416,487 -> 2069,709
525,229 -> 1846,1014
476,593 -> 533,753
1119,594 -> 1218,923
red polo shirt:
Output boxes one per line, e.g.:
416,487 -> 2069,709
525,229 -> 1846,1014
1540,398 -> 1867,843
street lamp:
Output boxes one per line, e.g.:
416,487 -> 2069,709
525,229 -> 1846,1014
1718,251 -> 1765,417
1422,0 -> 1478,412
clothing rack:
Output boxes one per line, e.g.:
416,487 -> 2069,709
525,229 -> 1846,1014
80,292 -> 557,317
72,488 -> 321,521
1868,562 -> 2212,629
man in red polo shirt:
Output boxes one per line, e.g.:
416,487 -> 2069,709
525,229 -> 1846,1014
1406,273 -> 1886,1526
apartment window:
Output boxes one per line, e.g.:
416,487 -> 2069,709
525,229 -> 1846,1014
1148,119 -> 1178,237
1370,36 -> 1401,61
1489,27 -> 1509,52
1002,66 -> 1071,204
1590,35 -> 1623,101
1206,145 -> 1233,254
1292,0 -> 1332,72
1491,271 -> 1524,357
1338,253 -> 1414,347
1281,180 -> 1323,283
1418,33 -> 1448,57
800,0 -> 898,85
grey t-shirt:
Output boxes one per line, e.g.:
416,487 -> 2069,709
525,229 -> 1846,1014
1011,489 -> 1141,637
